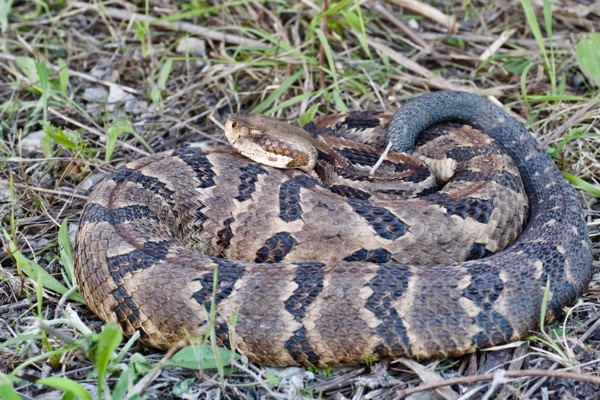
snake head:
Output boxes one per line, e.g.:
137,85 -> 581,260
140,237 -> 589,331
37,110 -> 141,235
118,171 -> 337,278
224,113 -> 317,172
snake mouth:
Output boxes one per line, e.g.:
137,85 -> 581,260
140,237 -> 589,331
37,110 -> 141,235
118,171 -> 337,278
223,119 -> 240,146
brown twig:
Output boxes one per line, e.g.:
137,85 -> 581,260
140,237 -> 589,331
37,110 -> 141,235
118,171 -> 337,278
125,339 -> 188,399
365,38 -> 474,92
369,1 -> 434,54
388,0 -> 460,33
418,32 -> 573,50
394,369 -> 600,399
12,182 -> 89,200
541,97 -> 599,147
4,157 -> 91,163
310,367 -> 367,394
0,52 -> 139,95
580,313 -> 600,342
70,2 -> 268,48
0,299 -> 31,313
479,28 -> 517,61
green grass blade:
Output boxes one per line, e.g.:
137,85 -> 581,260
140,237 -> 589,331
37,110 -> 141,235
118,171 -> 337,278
105,118 -> 153,161
520,0 -> 555,93
111,366 -> 133,400
540,278 -> 551,331
315,28 -> 347,111
15,56 -> 38,83
0,383 -> 22,400
169,345 -> 237,371
2,229 -> 85,303
58,220 -> 75,284
158,58 -> 173,90
105,121 -> 124,162
265,91 -> 317,115
576,33 -> 600,86
90,323 -> 122,398
542,0 -> 553,40
36,377 -> 92,400
519,0 -> 546,62
343,3 -> 371,58
44,123 -> 78,150
57,58 -> 69,94
563,172 -> 600,197
251,69 -> 303,115
519,62 -> 536,107
10,343 -> 81,378
35,61 -> 50,121
299,103 -> 321,126
541,0 -> 556,93
0,0 -> 13,33
230,26 -> 301,58
0,335 -> 41,349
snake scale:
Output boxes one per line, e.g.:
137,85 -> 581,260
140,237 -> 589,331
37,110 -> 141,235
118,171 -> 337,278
75,91 -> 592,367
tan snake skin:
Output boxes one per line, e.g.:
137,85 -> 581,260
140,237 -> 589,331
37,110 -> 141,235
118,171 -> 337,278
75,91 -> 592,366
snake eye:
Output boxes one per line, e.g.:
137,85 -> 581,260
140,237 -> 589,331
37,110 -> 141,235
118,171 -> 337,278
231,121 -> 239,129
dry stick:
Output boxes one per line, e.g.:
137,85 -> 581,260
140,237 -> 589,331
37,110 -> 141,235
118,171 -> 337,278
310,367 -> 367,393
366,38 -> 508,97
369,141 -> 393,175
125,340 -> 188,400
397,359 -> 457,400
580,313 -> 600,342
71,2 -> 267,48
12,182 -> 89,200
541,98 -> 599,147
418,32 -> 573,50
232,361 -> 295,400
0,299 -> 31,313
369,1 -> 434,54
4,157 -> 90,163
0,52 -> 139,95
479,28 -> 517,61
365,38 -> 469,92
522,363 -> 559,399
388,0 -> 460,33
393,369 -> 600,399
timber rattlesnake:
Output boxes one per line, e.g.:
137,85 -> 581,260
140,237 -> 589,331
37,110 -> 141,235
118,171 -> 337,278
75,91 -> 592,366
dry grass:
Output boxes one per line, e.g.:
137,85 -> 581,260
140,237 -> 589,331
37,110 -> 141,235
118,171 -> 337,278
1,1 -> 599,399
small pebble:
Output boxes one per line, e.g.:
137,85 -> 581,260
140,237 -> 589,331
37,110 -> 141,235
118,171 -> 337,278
78,172 -> 106,193
0,179 -> 11,203
20,130 -> 45,154
108,85 -> 135,104
176,37 -> 206,56
82,87 -> 108,102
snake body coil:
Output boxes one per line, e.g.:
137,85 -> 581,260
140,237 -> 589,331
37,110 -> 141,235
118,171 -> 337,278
75,91 -> 592,367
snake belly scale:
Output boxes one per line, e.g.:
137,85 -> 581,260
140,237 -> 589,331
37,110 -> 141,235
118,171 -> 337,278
75,91 -> 592,367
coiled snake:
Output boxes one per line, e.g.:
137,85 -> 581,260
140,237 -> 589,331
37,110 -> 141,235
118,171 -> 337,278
75,91 -> 592,366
